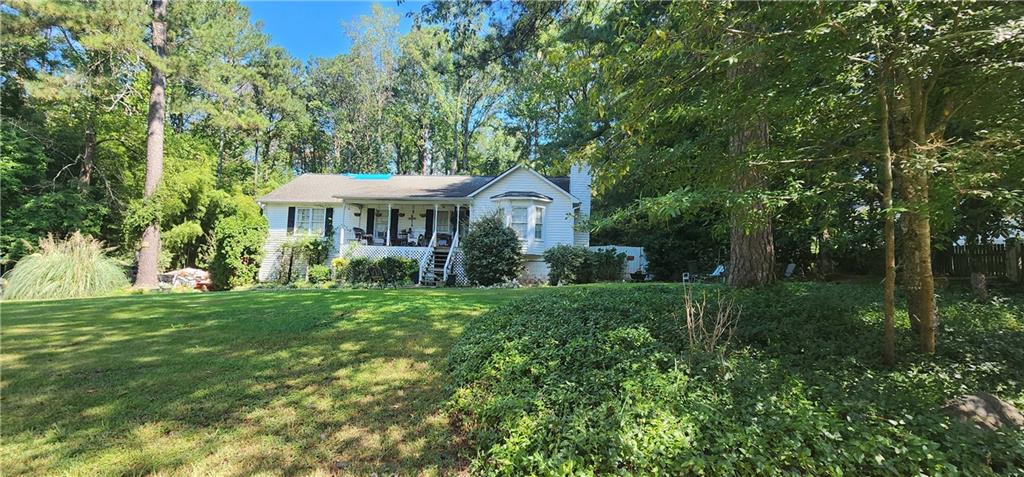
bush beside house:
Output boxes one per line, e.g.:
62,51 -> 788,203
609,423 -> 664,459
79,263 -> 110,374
543,244 -> 626,285
209,214 -> 267,290
461,213 -> 523,286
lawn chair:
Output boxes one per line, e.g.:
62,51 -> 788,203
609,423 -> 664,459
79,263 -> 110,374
783,263 -> 797,279
707,264 -> 726,282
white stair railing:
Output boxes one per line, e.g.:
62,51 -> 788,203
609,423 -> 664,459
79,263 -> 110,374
418,233 -> 436,284
442,231 -> 459,283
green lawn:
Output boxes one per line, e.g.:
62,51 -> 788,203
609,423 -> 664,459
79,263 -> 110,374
1,287 -> 545,476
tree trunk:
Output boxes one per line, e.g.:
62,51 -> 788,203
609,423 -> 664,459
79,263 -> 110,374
419,122 -> 430,175
895,75 -> 937,354
394,128 -> 404,174
899,169 -> 936,353
253,138 -> 259,196
216,128 -> 225,185
134,0 -> 167,289
726,122 -> 775,288
80,122 -> 95,186
451,119 -> 459,175
460,112 -> 472,173
879,61 -> 897,366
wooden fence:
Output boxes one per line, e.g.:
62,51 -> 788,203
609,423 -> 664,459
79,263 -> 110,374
932,242 -> 1022,280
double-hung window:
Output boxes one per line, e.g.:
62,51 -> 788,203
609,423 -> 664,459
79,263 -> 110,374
510,206 -> 528,239
295,207 -> 325,235
533,206 -> 544,240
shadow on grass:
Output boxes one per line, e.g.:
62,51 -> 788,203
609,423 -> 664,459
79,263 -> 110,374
2,287 -> 532,476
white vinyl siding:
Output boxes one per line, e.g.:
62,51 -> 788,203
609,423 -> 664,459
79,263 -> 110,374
470,167 -> 577,256
258,203 -> 338,282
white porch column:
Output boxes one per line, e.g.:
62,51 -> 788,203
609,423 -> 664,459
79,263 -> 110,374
433,203 -> 438,243
386,203 -> 392,246
455,205 -> 460,238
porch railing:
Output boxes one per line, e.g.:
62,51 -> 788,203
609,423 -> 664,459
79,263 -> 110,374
443,231 -> 460,283
418,233 -> 437,284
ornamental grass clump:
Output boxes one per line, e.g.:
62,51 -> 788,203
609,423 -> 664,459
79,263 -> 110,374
3,232 -> 128,300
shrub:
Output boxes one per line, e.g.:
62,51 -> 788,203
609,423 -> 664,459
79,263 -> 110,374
275,233 -> 332,283
591,247 -> 627,281
543,244 -> 594,285
3,232 -> 128,300
331,257 -> 349,282
377,256 -> 417,287
306,264 -> 331,284
461,212 -> 523,286
545,246 -> 627,285
209,214 -> 267,290
345,257 -> 374,284
447,283 -> 1024,476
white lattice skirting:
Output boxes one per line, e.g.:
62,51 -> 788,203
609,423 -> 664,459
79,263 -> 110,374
447,248 -> 469,286
342,244 -> 430,262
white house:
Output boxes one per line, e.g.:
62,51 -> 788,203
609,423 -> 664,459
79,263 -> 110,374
256,164 -> 592,285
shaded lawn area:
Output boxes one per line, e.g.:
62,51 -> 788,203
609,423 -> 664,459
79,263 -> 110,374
1,287 -> 546,476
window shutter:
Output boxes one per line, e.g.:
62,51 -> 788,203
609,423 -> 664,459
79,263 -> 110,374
324,208 -> 334,237
424,210 -> 434,239
286,207 -> 296,235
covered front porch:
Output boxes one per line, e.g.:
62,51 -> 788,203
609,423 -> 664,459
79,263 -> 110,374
335,201 -> 471,286
337,201 -> 471,248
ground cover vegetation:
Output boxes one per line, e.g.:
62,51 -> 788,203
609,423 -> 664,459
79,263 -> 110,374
447,284 -> 1024,475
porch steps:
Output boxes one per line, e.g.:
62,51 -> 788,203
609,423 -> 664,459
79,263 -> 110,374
421,247 -> 450,286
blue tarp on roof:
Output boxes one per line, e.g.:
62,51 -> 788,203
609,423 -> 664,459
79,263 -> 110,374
343,173 -> 392,180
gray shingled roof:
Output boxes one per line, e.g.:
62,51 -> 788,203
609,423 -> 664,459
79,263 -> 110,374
258,173 -> 571,203
490,191 -> 554,201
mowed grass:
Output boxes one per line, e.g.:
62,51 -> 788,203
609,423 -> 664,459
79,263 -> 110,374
1,287 -> 546,476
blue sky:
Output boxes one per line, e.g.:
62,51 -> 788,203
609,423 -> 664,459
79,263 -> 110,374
242,1 -> 424,61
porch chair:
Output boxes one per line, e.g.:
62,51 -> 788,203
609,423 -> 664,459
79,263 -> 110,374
352,227 -> 365,242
